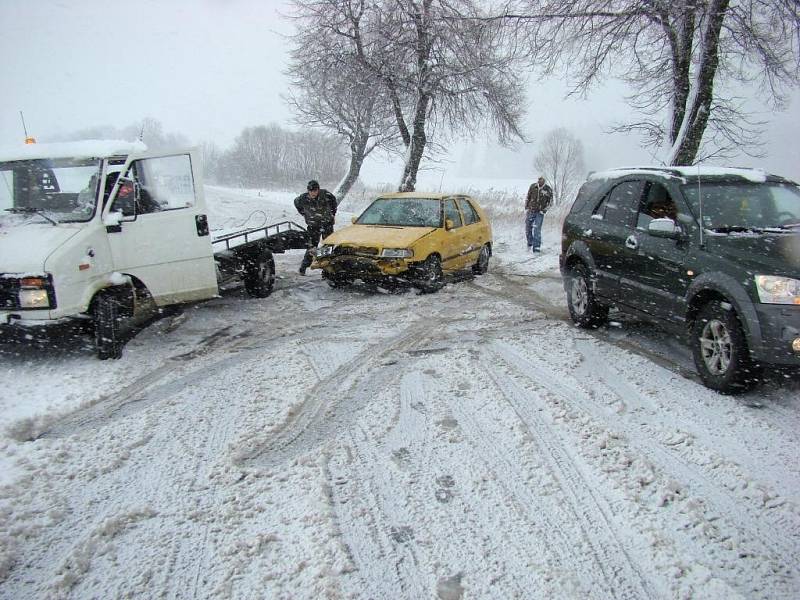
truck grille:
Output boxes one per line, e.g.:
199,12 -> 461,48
332,246 -> 379,257
0,277 -> 21,309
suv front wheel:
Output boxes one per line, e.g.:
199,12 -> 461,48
691,300 -> 760,394
566,263 -> 608,328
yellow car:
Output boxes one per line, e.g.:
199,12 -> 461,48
311,192 -> 492,291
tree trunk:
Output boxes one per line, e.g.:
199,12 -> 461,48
668,0 -> 729,165
398,94 -> 430,192
334,134 -> 371,201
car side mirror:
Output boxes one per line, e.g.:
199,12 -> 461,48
445,218 -> 454,230
648,217 -> 681,239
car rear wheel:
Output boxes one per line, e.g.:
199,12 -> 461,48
416,254 -> 444,293
691,300 -> 760,394
244,250 -> 275,298
566,263 -> 608,328
472,244 -> 491,275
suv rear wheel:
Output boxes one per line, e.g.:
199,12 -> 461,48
566,263 -> 608,328
691,300 -> 760,394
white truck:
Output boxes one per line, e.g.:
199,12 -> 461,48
0,140 -> 307,359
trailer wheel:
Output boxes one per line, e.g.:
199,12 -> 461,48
94,292 -> 124,360
244,250 -> 275,298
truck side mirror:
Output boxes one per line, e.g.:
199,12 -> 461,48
445,218 -> 455,230
351,216 -> 357,224
103,211 -> 124,233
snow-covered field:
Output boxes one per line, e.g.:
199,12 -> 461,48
1,184 -> 799,599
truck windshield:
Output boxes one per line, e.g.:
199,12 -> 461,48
0,158 -> 102,223
682,181 -> 800,231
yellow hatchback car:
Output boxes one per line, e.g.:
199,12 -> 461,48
311,192 -> 492,291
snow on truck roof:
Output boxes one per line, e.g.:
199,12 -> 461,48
0,139 -> 148,162
588,166 -> 770,183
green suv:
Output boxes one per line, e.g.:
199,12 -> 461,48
560,167 -> 800,393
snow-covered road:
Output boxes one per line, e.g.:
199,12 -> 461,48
1,186 -> 798,599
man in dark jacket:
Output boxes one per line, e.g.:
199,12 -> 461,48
525,176 -> 553,252
294,179 -> 338,274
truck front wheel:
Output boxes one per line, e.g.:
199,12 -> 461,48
244,250 -> 275,298
94,292 -> 123,360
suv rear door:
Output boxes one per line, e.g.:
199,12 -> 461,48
585,179 -> 644,301
621,179 -> 693,323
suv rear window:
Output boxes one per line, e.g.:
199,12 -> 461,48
592,180 -> 642,227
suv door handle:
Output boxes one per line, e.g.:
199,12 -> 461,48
625,235 -> 638,250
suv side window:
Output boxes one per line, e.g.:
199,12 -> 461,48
592,180 -> 642,227
637,182 -> 678,229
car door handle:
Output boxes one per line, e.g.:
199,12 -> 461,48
625,235 -> 638,250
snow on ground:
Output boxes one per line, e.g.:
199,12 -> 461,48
0,184 -> 799,599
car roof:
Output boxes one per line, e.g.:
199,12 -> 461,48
587,166 -> 790,184
377,192 -> 472,200
0,139 -> 148,162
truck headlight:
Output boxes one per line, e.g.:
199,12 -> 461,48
317,244 -> 334,257
380,248 -> 413,258
755,275 -> 800,305
19,276 -> 52,308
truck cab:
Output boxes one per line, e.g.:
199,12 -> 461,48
0,140 -> 219,358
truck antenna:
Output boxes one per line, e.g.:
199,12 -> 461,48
19,111 -> 36,143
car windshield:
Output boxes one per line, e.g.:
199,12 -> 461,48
0,158 -> 102,223
356,197 -> 442,227
681,180 -> 800,231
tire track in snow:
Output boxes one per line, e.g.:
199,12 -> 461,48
38,317 -> 328,440
239,317 -> 443,469
327,369 -> 541,598
490,340 -> 800,596
479,353 -> 655,600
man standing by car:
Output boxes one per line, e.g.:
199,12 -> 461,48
525,176 -> 553,252
294,179 -> 338,275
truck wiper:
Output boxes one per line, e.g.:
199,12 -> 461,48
706,225 -> 766,234
4,207 -> 59,225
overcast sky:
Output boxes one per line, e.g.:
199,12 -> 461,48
2,0 -> 798,185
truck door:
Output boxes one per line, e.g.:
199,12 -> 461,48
103,151 -> 218,305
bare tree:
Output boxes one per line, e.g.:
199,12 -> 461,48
285,30 -> 399,201
502,0 -> 800,165
534,127 -> 585,206
288,0 -> 530,191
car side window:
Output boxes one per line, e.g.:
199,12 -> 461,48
592,180 -> 643,227
444,198 -> 463,228
637,182 -> 678,229
457,198 -> 480,225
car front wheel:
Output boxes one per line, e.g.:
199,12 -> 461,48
691,300 -> 760,393
415,254 -> 444,293
566,263 -> 608,328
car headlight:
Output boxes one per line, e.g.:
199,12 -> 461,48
380,248 -> 413,258
19,276 -> 52,308
755,275 -> 800,305
317,244 -> 334,257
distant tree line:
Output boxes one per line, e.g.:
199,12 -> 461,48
203,124 -> 345,188
49,117 -> 190,152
